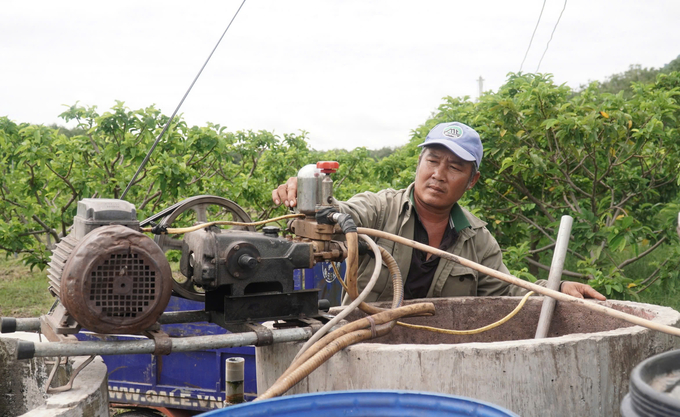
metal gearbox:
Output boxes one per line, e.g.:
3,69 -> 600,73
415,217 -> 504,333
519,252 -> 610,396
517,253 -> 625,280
180,228 -> 319,324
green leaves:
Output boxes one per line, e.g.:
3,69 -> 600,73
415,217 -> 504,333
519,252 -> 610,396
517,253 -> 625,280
0,102 -> 399,267
3,69 -> 680,296
420,71 -> 680,296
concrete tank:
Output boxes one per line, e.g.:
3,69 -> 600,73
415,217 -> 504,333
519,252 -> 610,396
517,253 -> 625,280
0,333 -> 109,417
257,297 -> 680,417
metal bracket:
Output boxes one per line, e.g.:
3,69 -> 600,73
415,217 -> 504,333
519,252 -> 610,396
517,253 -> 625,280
40,304 -> 81,342
45,355 -> 95,394
143,328 -> 173,356
223,322 -> 274,346
220,290 -> 320,323
40,316 -> 79,344
293,317 -> 325,333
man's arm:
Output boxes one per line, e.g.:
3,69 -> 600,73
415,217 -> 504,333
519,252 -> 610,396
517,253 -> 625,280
273,180 -> 605,300
475,228 -> 605,300
272,178 -> 391,230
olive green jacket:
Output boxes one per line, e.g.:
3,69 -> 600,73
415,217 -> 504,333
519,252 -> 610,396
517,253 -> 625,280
338,183 -> 546,302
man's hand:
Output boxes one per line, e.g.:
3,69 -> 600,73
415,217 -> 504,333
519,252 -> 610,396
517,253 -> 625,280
560,281 -> 606,300
272,177 -> 298,207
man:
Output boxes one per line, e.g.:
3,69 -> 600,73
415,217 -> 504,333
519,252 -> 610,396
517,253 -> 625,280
272,122 -> 605,301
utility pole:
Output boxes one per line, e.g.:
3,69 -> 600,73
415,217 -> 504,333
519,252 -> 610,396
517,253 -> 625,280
477,76 -> 485,101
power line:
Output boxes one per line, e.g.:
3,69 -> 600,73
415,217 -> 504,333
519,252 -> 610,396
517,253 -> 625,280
121,0 -> 248,200
519,0 -> 547,73
536,0 -> 568,73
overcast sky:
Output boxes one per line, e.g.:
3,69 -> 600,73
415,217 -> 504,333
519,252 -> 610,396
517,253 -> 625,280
1,1 -> 679,150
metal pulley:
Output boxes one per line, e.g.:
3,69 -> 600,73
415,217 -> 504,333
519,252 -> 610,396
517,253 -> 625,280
59,225 -> 173,334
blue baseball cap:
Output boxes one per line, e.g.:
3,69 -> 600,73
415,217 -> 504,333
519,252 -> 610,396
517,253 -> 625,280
418,122 -> 483,168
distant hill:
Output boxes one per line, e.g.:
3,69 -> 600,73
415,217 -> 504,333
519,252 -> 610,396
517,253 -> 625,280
584,54 -> 680,96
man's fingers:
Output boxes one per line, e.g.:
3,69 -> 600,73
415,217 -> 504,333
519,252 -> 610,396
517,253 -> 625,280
584,285 -> 607,301
273,184 -> 288,206
568,288 -> 585,299
271,177 -> 299,207
271,188 -> 281,206
561,282 -> 606,301
286,177 -> 298,207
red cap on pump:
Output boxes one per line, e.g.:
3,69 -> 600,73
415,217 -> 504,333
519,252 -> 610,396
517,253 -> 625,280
317,161 -> 339,174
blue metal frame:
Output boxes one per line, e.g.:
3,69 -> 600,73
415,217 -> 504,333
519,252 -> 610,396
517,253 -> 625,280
77,297 -> 257,412
77,262 -> 344,413
294,262 -> 345,306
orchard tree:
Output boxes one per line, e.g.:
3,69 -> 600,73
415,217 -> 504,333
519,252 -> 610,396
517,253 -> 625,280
0,103 -> 313,268
427,72 -> 680,296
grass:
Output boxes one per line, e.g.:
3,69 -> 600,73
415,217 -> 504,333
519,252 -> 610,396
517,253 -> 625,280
0,255 -> 184,320
0,256 -> 55,318
627,281 -> 680,312
618,244 -> 680,311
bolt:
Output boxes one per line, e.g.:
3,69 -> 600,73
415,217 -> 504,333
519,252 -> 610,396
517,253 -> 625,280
234,245 -> 240,251
238,255 -> 257,268
234,272 -> 240,278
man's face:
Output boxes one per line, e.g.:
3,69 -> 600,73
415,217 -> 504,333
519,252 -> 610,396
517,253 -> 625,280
414,146 -> 480,212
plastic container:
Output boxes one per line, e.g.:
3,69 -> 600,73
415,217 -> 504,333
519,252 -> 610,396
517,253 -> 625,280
621,349 -> 680,417
198,390 -> 519,417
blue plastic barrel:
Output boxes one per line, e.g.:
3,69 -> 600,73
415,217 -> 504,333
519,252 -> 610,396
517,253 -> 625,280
198,390 -> 519,417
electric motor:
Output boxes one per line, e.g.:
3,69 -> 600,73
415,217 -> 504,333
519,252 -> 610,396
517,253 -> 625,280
47,199 -> 172,334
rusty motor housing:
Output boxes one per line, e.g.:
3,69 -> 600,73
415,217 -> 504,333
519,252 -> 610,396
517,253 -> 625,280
60,225 -> 173,334
48,199 -> 173,334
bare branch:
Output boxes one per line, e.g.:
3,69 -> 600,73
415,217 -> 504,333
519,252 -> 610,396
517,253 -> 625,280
188,145 -> 217,167
258,206 -> 277,221
151,190 -> 164,212
139,191 -> 162,211
45,161 -> 78,214
19,230 -> 49,236
617,236 -> 667,270
130,170 -> 147,188
562,192 -> 580,214
495,174 -> 555,222
523,257 -> 588,279
32,214 -> 60,244
635,258 -> 671,294
245,152 -> 262,180
529,242 -> 556,254
567,152 -> 591,176
0,193 -> 27,209
527,241 -> 587,261
188,161 -> 217,186
0,244 -> 34,254
88,133 -> 101,154
552,169 -> 591,199
487,188 -> 556,241
335,160 -> 360,189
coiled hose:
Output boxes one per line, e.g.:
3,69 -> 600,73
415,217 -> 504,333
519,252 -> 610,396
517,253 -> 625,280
256,302 -> 435,401
257,224 -> 434,400
292,234 -> 386,361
